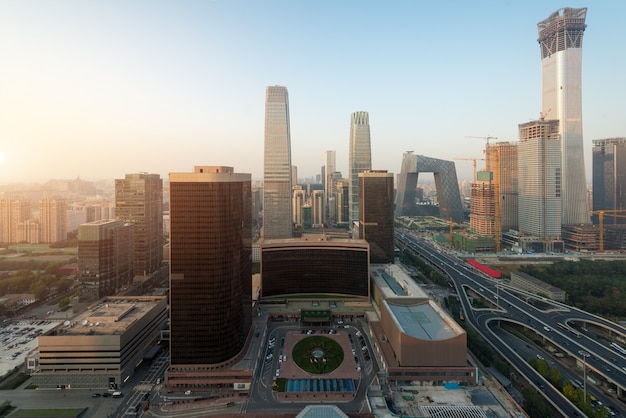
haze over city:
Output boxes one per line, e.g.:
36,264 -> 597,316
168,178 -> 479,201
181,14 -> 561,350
1,0 -> 624,184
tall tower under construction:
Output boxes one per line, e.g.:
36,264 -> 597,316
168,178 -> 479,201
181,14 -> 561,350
537,7 -> 589,225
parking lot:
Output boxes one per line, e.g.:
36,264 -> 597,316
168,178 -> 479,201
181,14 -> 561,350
0,319 -> 60,376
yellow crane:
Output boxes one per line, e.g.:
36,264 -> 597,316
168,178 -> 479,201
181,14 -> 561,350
466,135 -> 501,252
589,209 -> 626,252
454,157 -> 485,182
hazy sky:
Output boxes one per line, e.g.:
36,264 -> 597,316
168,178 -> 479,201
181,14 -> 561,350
1,1 -> 624,184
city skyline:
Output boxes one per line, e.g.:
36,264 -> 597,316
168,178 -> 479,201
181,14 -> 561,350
1,1 -> 625,184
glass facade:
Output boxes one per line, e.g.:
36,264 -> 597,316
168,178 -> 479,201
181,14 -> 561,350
592,138 -> 626,224
538,8 -> 589,225
169,167 -> 252,365
115,173 -> 163,277
261,240 -> 369,298
359,171 -> 395,264
349,111 -> 371,225
263,86 -> 293,239
396,152 -> 464,223
518,121 -> 562,239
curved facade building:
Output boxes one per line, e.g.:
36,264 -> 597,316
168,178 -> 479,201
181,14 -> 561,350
380,299 -> 466,367
349,111 -> 372,225
260,237 -> 369,299
169,166 -> 252,366
538,7 -> 589,225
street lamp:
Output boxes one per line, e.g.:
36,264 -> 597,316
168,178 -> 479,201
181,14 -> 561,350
581,351 -> 590,403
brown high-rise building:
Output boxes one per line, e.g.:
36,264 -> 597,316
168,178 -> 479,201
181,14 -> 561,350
169,166 -> 252,366
359,170 -> 394,264
115,173 -> 163,277
78,219 -> 134,302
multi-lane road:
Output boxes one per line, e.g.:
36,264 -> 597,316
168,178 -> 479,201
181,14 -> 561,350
396,231 -> 626,417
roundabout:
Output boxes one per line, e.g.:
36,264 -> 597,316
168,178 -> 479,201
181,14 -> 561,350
292,335 -> 344,374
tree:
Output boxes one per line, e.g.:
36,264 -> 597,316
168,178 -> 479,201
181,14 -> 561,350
58,297 -> 70,310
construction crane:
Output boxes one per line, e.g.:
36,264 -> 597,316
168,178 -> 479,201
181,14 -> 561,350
539,108 -> 552,121
589,209 -> 626,252
454,157 -> 485,182
465,135 -> 498,168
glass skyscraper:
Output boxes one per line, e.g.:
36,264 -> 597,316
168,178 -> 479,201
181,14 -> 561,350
538,7 -> 589,225
592,138 -> 626,223
169,166 -> 252,366
263,86 -> 293,239
349,111 -> 371,226
115,173 -> 163,278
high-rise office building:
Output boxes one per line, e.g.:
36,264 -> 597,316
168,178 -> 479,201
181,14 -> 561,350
312,190 -> 325,227
115,173 -> 163,277
263,86 -> 293,239
169,166 -> 252,366
518,120 -> 562,242
336,180 -> 350,224
39,198 -> 68,243
292,188 -> 306,228
349,111 -> 372,226
324,150 -> 336,219
592,138 -> 626,224
78,219 -> 134,302
359,170 -> 394,264
538,7 -> 589,225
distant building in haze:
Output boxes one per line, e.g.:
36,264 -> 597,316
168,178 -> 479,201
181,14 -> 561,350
349,111 -> 372,228
592,138 -> 626,224
263,86 -> 293,239
324,150 -> 336,219
359,170 -> 395,264
518,120 -> 562,251
115,173 -> 163,278
0,198 -> 31,244
292,188 -> 306,228
312,189 -> 325,227
78,219 -> 134,302
39,198 -> 68,243
168,166 -> 252,371
538,7 -> 589,225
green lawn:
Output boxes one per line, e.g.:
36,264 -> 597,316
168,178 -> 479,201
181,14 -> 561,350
292,336 -> 344,374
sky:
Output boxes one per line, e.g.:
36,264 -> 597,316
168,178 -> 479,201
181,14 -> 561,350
1,0 -> 624,184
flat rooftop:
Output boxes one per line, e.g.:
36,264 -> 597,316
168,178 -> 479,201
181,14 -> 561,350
385,300 -> 460,341
56,296 -> 166,336
370,264 -> 429,299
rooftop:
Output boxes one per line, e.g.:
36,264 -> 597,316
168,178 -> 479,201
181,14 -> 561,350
385,299 -> 461,341
53,296 -> 166,336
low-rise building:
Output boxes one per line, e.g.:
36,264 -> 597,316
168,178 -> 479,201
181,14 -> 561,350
32,296 -> 167,390
510,271 -> 566,301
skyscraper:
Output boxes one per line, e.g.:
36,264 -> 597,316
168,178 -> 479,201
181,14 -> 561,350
169,166 -> 252,366
592,138 -> 626,223
359,170 -> 394,264
78,219 -> 134,302
324,150 -> 336,219
0,198 -> 31,244
349,111 -> 372,226
263,86 -> 293,239
115,173 -> 163,278
518,120 -> 562,243
538,7 -> 589,225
